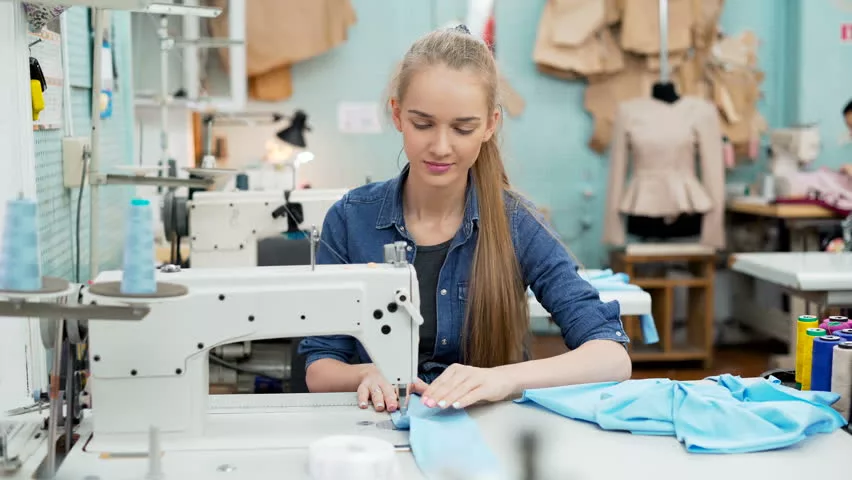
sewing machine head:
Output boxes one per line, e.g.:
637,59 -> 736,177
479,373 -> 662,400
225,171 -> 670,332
83,252 -> 420,448
769,125 -> 821,172
187,189 -> 347,268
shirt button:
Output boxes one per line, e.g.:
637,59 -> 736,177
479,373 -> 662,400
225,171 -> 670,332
440,289 -> 447,296
406,245 -> 412,252
616,331 -> 622,336
400,226 -> 405,231
441,338 -> 447,345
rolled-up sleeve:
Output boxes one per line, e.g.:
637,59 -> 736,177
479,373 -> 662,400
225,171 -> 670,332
297,196 -> 359,368
511,197 -> 629,350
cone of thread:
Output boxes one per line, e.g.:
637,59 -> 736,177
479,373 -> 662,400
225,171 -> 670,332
837,329 -> 852,342
120,198 -> 156,295
830,342 -> 852,418
796,315 -> 819,385
802,328 -> 826,390
0,198 -> 42,291
811,335 -> 841,392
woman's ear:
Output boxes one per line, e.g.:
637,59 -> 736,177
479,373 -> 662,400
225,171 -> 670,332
390,97 -> 403,132
482,107 -> 501,142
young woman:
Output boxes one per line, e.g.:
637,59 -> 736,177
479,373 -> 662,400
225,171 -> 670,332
298,25 -> 631,413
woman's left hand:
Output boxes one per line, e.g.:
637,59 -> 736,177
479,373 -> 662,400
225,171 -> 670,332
412,364 -> 515,410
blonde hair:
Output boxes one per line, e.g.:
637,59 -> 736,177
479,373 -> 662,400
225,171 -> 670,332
390,26 -> 528,368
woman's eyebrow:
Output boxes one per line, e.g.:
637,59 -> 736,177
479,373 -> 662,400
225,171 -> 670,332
407,109 -> 480,122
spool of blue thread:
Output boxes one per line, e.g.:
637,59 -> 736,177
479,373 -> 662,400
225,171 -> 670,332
811,335 -> 842,392
837,329 -> 852,342
120,198 -> 156,295
235,173 -> 249,191
0,198 -> 42,291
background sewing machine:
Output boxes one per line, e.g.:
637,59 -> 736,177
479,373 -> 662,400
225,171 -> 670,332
764,125 -> 821,199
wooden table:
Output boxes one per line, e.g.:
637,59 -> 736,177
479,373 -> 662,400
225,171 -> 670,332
726,199 -> 838,219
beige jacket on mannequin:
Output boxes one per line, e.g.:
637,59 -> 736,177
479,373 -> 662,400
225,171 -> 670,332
603,96 -> 726,249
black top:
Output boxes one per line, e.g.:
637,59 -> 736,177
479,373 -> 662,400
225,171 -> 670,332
413,238 -> 453,365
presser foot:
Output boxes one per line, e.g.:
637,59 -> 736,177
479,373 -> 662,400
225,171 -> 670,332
397,384 -> 410,416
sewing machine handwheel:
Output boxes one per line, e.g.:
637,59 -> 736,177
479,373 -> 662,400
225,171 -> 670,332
88,281 -> 188,304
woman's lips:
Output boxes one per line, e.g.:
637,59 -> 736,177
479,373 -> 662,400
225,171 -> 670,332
425,161 -> 452,174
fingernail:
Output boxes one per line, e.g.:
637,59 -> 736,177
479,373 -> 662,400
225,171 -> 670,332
438,400 -> 447,408
359,402 -> 367,408
452,402 -> 461,409
376,403 -> 384,408
388,405 -> 397,412
426,399 -> 437,408
421,396 -> 430,404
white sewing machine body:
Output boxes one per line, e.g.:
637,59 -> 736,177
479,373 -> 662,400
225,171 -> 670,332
768,125 -> 821,198
188,188 -> 346,268
81,262 -> 419,453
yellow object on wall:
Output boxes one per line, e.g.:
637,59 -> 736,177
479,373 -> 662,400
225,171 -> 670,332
30,79 -> 44,120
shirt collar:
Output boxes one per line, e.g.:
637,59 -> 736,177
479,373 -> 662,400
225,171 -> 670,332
376,163 -> 480,236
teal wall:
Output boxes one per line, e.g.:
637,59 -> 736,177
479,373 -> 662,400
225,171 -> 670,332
201,0 -> 852,267
34,8 -> 136,283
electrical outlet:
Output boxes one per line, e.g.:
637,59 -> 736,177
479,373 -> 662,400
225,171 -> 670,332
62,137 -> 91,189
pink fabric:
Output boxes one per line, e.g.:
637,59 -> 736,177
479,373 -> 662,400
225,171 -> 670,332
724,142 -> 735,168
748,135 -> 759,160
775,167 -> 852,215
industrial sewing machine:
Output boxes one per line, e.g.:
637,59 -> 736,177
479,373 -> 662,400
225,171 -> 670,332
766,125 -> 821,199
1,242 -> 422,478
187,188 -> 346,268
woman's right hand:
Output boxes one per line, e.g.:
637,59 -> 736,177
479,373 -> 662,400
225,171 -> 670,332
356,365 -> 398,412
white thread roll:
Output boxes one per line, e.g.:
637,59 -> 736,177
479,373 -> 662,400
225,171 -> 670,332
830,343 -> 852,418
308,435 -> 399,480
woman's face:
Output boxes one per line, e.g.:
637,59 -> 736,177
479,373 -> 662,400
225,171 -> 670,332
391,64 -> 499,190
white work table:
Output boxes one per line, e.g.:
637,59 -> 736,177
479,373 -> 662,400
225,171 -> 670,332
730,252 -> 852,304
26,391 -> 851,480
730,252 -> 852,368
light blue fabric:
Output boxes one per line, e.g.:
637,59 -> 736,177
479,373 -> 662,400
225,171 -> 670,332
516,374 -> 847,453
529,268 -> 659,344
391,394 -> 504,478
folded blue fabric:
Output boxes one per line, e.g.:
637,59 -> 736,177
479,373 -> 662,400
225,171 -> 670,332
516,374 -> 847,453
391,394 -> 503,477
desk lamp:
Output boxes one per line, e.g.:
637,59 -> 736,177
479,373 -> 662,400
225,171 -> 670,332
274,110 -> 314,190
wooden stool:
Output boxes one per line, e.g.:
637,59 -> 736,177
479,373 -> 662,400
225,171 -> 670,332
611,243 -> 716,368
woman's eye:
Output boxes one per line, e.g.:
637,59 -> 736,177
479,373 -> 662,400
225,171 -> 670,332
455,128 -> 474,135
413,123 -> 431,130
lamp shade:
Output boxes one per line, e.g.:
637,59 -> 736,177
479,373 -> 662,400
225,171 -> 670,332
276,110 -> 310,148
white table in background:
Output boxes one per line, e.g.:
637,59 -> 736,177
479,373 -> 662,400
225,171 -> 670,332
730,252 -> 852,367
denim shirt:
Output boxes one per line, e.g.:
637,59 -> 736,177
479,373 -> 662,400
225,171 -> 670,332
297,166 -> 629,382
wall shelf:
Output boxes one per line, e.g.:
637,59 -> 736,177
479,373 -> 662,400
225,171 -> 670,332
22,0 -> 221,17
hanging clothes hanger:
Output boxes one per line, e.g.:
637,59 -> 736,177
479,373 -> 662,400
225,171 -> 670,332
651,0 -> 680,103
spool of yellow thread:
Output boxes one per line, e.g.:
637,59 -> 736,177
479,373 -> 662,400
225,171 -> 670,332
796,315 -> 819,386
31,79 -> 44,120
802,327 -> 827,390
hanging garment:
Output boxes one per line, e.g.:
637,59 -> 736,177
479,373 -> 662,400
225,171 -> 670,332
603,96 -> 726,248
533,0 -> 624,78
208,0 -> 356,101
515,374 -> 847,454
391,394 -> 503,478
620,0 -> 694,54
691,0 -> 725,50
774,167 -> 852,215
